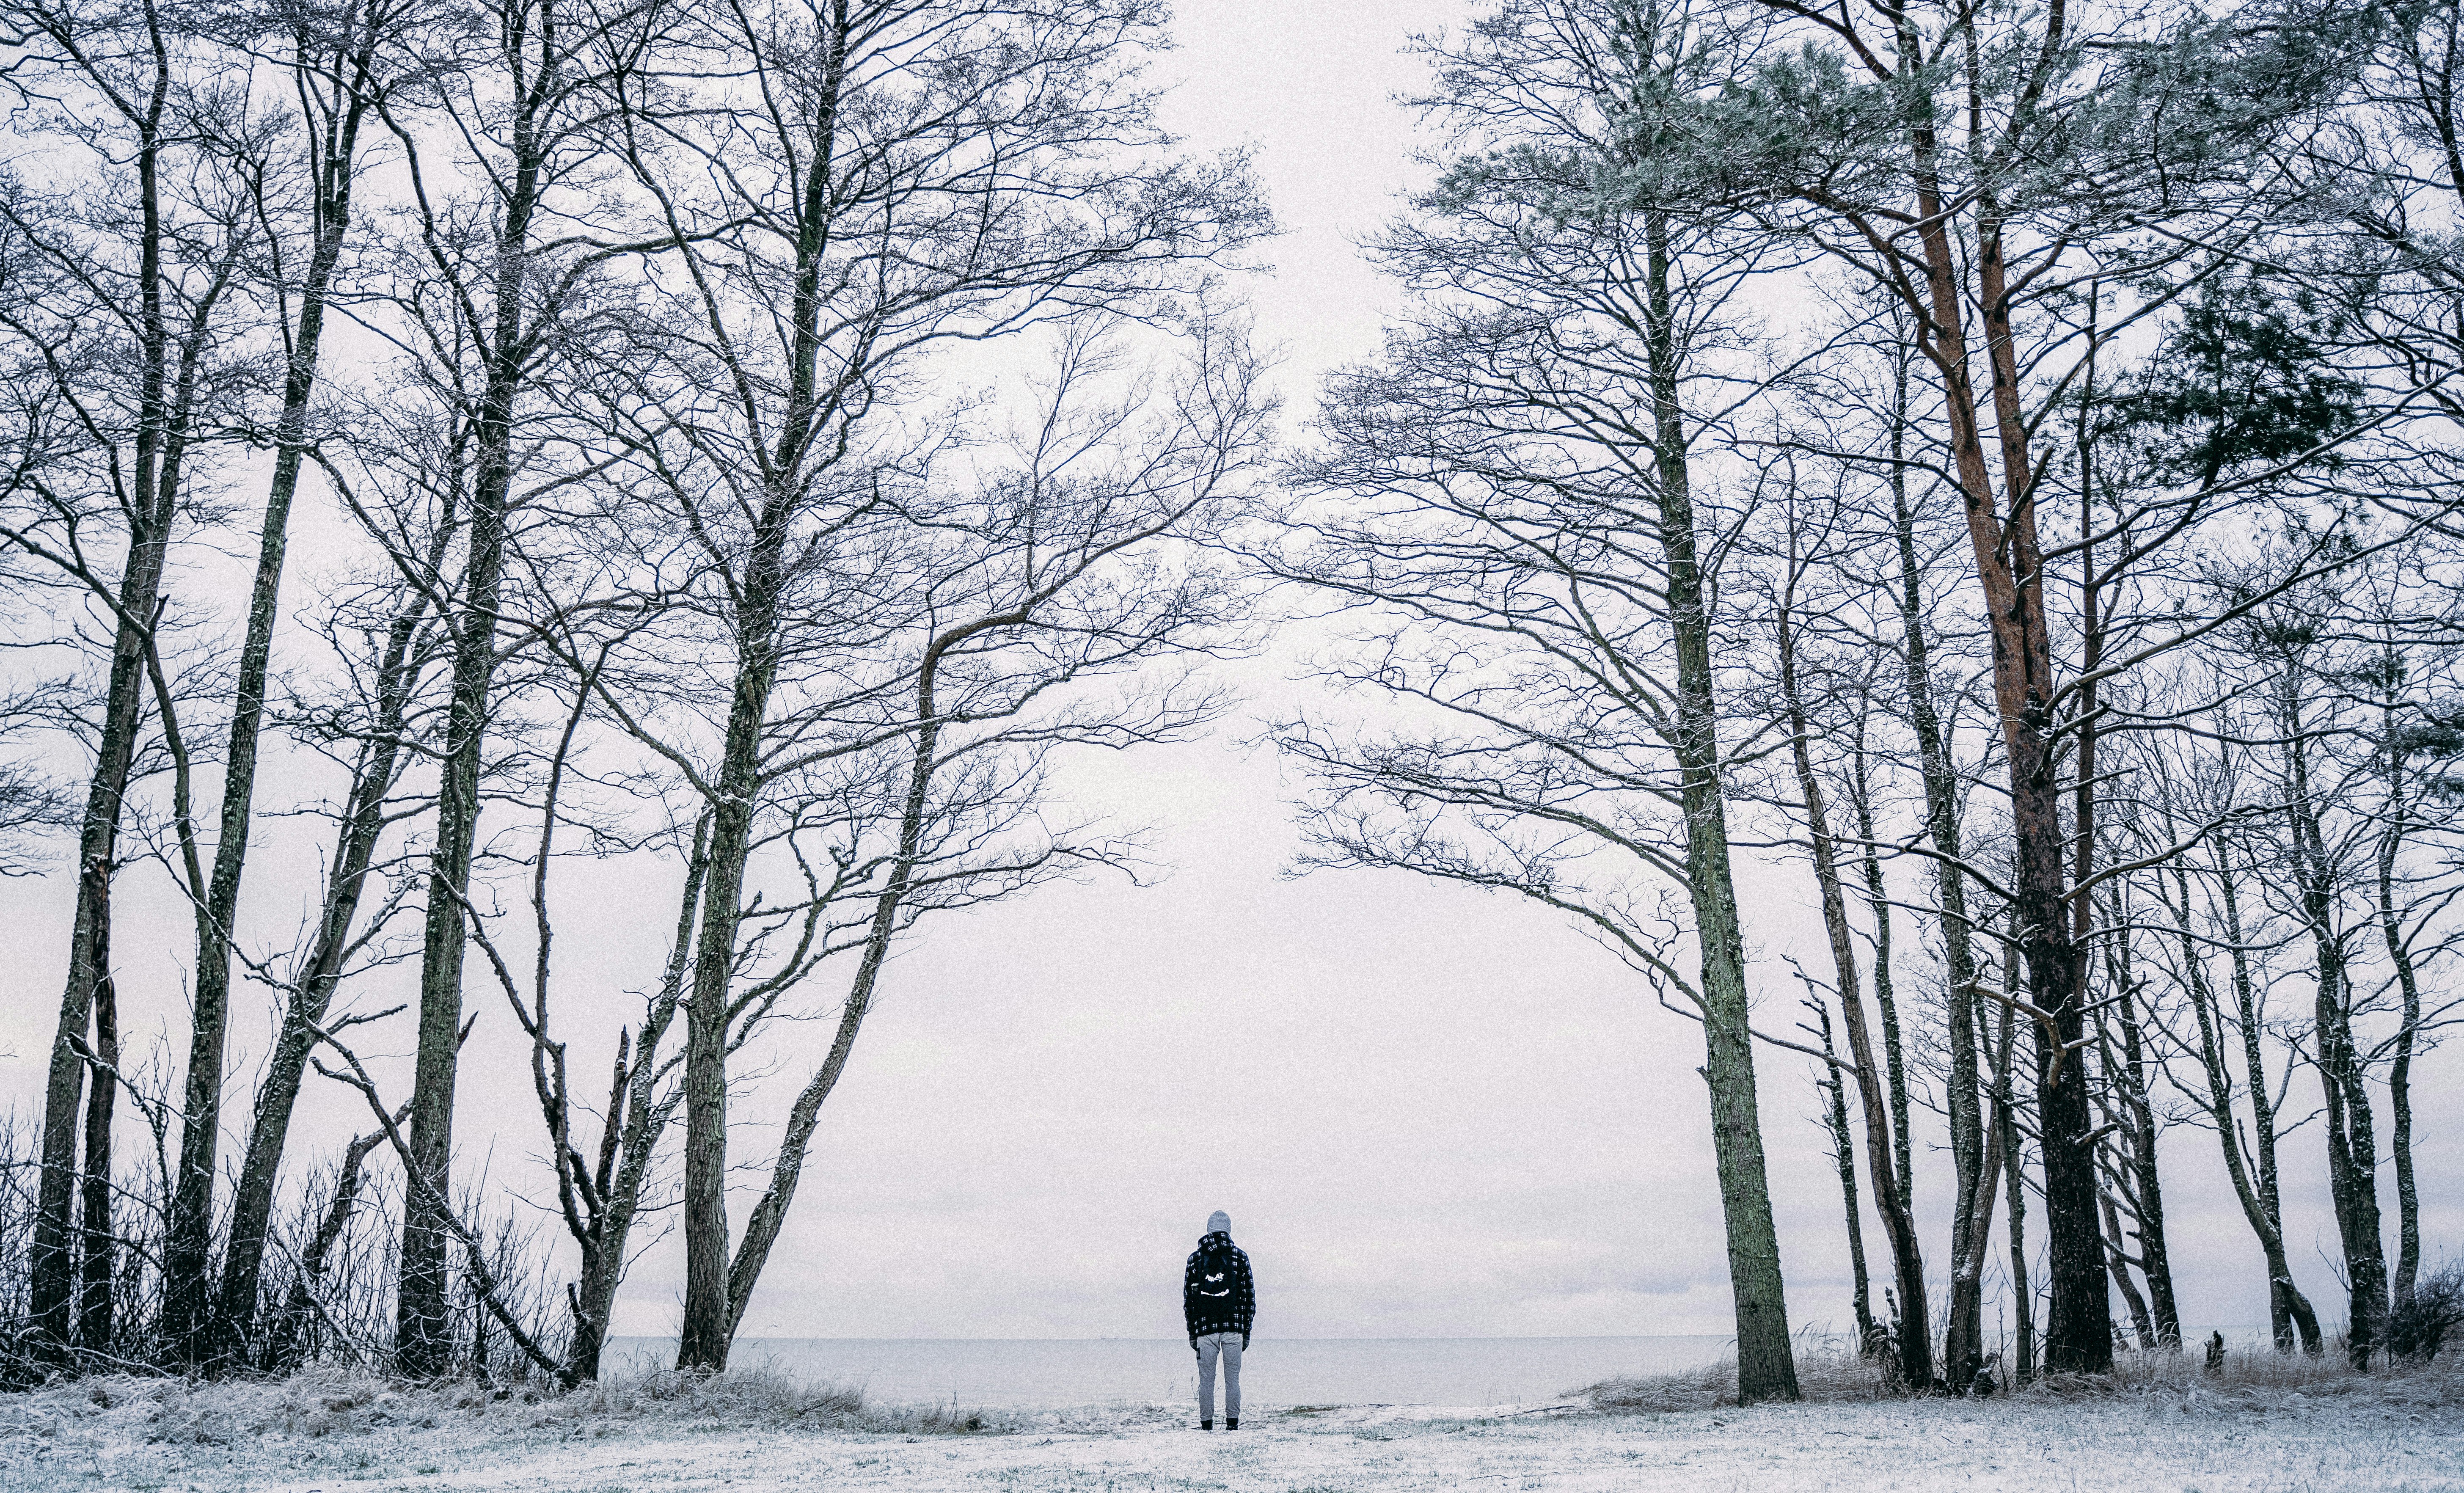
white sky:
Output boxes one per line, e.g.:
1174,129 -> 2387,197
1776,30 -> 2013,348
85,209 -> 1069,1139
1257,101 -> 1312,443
3,0 -> 2455,1348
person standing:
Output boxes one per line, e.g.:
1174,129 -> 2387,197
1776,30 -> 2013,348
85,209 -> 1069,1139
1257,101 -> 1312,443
1184,1209 -> 1254,1429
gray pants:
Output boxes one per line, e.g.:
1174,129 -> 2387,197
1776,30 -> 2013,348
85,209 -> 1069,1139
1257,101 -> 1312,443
1194,1331 -> 1243,1420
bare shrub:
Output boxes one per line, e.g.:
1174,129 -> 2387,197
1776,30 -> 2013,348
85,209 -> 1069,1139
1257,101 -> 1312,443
1584,1342 -> 1891,1411
556,1365 -> 1008,1435
2389,1262 -> 2464,1362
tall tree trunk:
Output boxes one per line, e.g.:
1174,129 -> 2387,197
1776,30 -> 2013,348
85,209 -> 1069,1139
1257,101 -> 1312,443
675,529 -> 789,1373
673,8 -> 850,1370
33,63 -> 179,1346
394,6 -> 558,1369
1644,211 -> 1796,1402
164,50 -> 377,1363
1778,589 -> 1930,1390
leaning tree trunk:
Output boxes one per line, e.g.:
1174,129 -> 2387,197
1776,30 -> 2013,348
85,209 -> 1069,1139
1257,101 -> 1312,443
215,570 -> 437,1361
1813,1001 -> 1877,1351
2172,859 -> 2319,1355
398,332 -> 521,1380
1778,595 -> 1930,1390
2216,836 -> 2322,1354
723,706 -> 941,1344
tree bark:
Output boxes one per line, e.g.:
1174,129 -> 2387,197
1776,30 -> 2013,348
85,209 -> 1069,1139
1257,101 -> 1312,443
33,40 -> 183,1346
394,0 -> 560,1373
1813,1000 -> 1877,1351
74,917 -> 120,1356
1644,210 -> 1796,1403
673,7 -> 852,1372
163,29 -> 379,1362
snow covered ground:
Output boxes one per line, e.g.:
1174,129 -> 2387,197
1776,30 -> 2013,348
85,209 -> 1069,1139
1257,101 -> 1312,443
3,1364 -> 2456,1491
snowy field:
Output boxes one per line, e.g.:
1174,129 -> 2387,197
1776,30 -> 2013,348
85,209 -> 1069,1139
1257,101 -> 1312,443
2,1364 -> 2457,1492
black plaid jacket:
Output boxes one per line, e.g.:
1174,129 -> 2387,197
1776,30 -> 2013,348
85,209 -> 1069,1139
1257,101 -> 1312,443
1183,1231 -> 1255,1343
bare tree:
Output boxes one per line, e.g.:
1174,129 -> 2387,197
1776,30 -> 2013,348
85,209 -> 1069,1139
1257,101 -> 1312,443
1267,0 -> 1811,1403
0,0 -> 271,1354
575,0 -> 1264,1371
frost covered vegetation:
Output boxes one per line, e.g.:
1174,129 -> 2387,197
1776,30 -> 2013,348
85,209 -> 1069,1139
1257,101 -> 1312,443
5,0 -> 2464,1426
1,1355 -> 2458,1490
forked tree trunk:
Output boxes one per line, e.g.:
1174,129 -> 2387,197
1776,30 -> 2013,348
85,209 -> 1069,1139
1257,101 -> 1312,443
567,823 -> 706,1381
2170,858 -> 2321,1355
1812,1001 -> 1877,1351
723,712 -> 939,1343
74,934 -> 120,1355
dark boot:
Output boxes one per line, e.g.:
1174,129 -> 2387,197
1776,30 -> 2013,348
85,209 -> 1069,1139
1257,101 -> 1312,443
1226,1418 -> 1239,1430
1200,1419 -> 1212,1430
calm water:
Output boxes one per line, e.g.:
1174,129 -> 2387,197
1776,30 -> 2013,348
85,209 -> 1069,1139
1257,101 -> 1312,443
602,1336 -> 1734,1410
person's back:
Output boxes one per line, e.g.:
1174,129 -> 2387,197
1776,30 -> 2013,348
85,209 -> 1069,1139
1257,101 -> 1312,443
1183,1210 -> 1253,1429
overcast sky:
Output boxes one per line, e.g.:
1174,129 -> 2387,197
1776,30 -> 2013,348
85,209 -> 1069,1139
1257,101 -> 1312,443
4,0 -> 2456,1347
